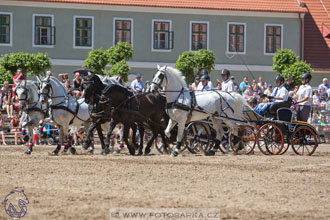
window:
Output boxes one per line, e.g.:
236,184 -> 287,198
190,21 -> 208,51
152,20 -> 173,51
114,18 -> 133,45
74,16 -> 93,48
265,24 -> 283,54
33,14 -> 55,46
227,23 -> 246,53
0,13 -> 12,45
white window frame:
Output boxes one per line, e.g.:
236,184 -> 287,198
189,21 -> 209,51
264,23 -> 283,55
226,22 -> 246,55
73,15 -> 94,49
0,12 -> 13,46
32,14 -> 54,48
151,19 -> 172,52
113,17 -> 133,47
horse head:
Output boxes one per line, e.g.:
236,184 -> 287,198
81,74 -> 104,105
39,75 -> 51,104
150,65 -> 168,95
16,81 -> 29,109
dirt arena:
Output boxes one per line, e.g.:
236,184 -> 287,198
1,144 -> 330,220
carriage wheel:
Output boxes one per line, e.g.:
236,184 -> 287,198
184,122 -> 211,155
279,136 -> 291,155
257,123 -> 284,155
154,135 -> 173,154
230,126 -> 256,155
291,126 -> 318,156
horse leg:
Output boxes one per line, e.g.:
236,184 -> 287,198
82,119 -> 100,150
105,120 -> 117,153
208,119 -> 225,156
123,124 -> 135,155
49,126 -> 62,156
97,123 -> 108,156
159,130 -> 169,154
165,118 -> 177,138
137,124 -> 144,156
144,128 -> 158,155
171,120 -> 185,157
24,125 -> 34,155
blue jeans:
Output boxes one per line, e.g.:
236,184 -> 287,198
253,103 -> 272,115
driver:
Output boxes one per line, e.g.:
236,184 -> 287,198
254,75 -> 289,115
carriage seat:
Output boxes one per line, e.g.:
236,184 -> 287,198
262,97 -> 293,118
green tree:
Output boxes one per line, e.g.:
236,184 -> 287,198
83,48 -> 109,74
175,49 -> 215,83
282,61 -> 313,85
0,66 -> 13,84
108,60 -> 130,82
272,49 -> 298,74
0,52 -> 51,77
108,42 -> 134,64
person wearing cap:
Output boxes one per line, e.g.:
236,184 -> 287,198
318,78 -> 329,92
253,75 -> 289,115
220,69 -> 234,92
191,76 -> 200,91
199,69 -> 214,89
145,80 -> 151,92
131,74 -> 146,93
296,73 -> 313,122
197,75 -> 211,91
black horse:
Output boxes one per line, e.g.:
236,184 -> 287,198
78,69 -> 169,155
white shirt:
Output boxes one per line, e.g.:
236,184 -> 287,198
272,85 -> 289,102
297,84 -> 312,106
197,82 -> 211,91
221,79 -> 234,92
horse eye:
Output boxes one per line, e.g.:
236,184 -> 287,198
158,74 -> 164,80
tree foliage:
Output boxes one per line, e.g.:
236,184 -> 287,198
282,61 -> 313,85
175,49 -> 215,83
83,48 -> 109,74
108,60 -> 130,82
272,49 -> 298,74
0,52 -> 51,77
0,66 -> 13,84
108,42 -> 134,64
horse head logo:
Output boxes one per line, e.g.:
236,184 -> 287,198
4,190 -> 29,218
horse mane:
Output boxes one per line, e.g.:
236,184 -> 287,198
166,66 -> 188,88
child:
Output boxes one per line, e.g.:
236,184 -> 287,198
0,112 -> 6,145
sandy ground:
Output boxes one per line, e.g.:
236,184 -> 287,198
1,143 -> 330,220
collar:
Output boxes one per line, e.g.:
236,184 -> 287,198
224,79 -> 230,83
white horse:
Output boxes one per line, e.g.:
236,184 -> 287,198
15,80 -> 49,154
38,75 -> 109,155
150,65 -> 251,156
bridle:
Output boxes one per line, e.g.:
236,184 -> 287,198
151,70 -> 168,89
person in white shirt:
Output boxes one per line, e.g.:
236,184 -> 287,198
199,69 -> 213,88
190,76 -> 200,91
296,73 -> 313,122
197,75 -> 211,91
220,69 -> 234,92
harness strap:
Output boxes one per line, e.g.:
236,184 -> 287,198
50,99 -> 84,125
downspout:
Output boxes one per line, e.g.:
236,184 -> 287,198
299,12 -> 304,61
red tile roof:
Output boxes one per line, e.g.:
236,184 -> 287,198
303,0 -> 330,69
15,0 -> 306,13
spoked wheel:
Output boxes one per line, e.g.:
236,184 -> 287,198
257,123 -> 284,155
279,136 -> 291,155
291,126 -> 318,156
154,135 -> 174,154
184,122 -> 211,155
230,126 -> 256,155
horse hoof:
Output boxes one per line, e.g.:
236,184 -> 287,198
206,150 -> 215,156
24,150 -> 32,155
82,142 -> 89,150
87,149 -> 94,155
137,151 -> 143,156
171,149 -> 179,157
144,148 -> 151,155
70,147 -> 76,155
48,150 -> 59,156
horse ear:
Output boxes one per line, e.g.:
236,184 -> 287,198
164,65 -> 167,70
157,65 -> 160,70
36,76 -> 41,84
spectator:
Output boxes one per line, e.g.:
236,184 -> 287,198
190,76 -> 200,91
58,73 -> 69,83
251,80 -> 261,94
318,78 -> 329,92
216,80 -> 221,90
233,84 -> 240,92
12,68 -> 25,90
0,112 -> 6,145
4,90 -> 14,118
231,76 -> 239,88
197,75 -> 211,91
284,77 -> 295,91
145,81 -> 151,93
320,87 -> 328,102
257,76 -> 267,91
73,72 -> 82,90
243,85 -> 254,100
64,79 -> 74,96
312,90 -> 321,106
317,115 -> 329,142
264,84 -> 273,96
220,69 -> 234,92
239,76 -> 249,93
131,74 -> 146,93
11,114 -> 23,145
116,74 -> 126,86
0,81 -> 11,109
